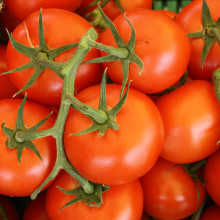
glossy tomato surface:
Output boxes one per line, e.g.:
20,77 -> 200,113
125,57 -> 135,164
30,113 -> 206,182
140,157 -> 206,219
64,84 -> 164,185
45,171 -> 144,220
4,0 -> 83,21
203,148 -> 220,206
101,9 -> 191,94
6,8 -> 103,107
156,80 -> 220,164
0,98 -> 56,196
175,0 -> 220,81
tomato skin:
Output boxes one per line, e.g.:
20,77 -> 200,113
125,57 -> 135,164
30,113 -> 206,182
100,9 -> 191,94
0,98 -> 56,197
0,195 -> 19,220
6,8 -> 103,107
45,171 -> 144,220
203,149 -> 220,206
4,0 -> 83,21
23,191 -> 49,220
200,204 -> 220,220
64,84 -> 164,185
0,45 -> 20,100
156,10 -> 177,19
156,80 -> 220,164
175,0 -> 220,81
140,157 -> 206,220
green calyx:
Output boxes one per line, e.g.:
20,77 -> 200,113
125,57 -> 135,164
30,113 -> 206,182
213,68 -> 220,103
58,184 -> 109,210
187,0 -> 220,67
2,9 -> 78,97
69,69 -> 130,137
83,4 -> 144,98
1,94 -> 52,163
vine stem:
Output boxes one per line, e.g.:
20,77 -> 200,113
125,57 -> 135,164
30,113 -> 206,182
31,28 -> 99,199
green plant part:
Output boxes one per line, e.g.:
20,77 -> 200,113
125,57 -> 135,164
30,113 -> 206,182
83,4 -> 144,98
187,0 -> 220,67
1,94 -> 52,164
213,68 -> 220,103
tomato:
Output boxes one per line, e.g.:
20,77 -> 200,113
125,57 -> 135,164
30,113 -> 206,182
64,84 -> 164,185
156,80 -> 220,164
23,191 -> 49,220
200,204 -> 220,220
45,170 -> 144,220
140,157 -> 206,220
156,10 -> 177,19
175,0 -> 220,81
0,98 -> 56,196
100,9 -> 191,94
4,0 -> 83,21
0,195 -> 19,220
0,45 -> 20,100
6,8 -> 103,107
79,0 -> 152,21
203,148 -> 220,206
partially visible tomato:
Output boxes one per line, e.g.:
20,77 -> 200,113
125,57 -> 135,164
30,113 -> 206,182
200,204 -> 220,220
6,8 -> 103,107
0,98 -> 56,196
23,191 -> 49,220
79,0 -> 152,21
140,157 -> 206,220
0,195 -> 19,220
101,9 -> 191,94
0,45 -> 20,100
156,80 -> 220,164
4,0 -> 83,21
64,84 -> 164,185
156,9 -> 177,19
203,148 -> 220,206
45,171 -> 144,220
175,0 -> 220,81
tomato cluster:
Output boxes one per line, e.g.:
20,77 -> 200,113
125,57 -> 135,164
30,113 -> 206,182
0,0 -> 220,219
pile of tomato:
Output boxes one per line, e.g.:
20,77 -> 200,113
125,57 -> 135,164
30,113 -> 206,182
0,0 -> 220,219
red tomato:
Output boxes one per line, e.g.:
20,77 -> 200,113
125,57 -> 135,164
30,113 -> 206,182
6,8 -> 103,107
200,204 -> 220,220
156,80 -> 220,164
203,149 -> 220,206
23,191 -> 49,220
100,9 -> 191,94
0,45 -> 19,100
0,98 -> 56,196
4,0 -> 83,21
64,84 -> 164,185
156,10 -> 177,19
79,0 -> 152,21
45,171 -> 144,220
175,0 -> 220,81
140,157 -> 206,219
0,195 -> 19,220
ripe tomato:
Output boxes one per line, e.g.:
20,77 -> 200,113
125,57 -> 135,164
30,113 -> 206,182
175,0 -> 220,81
6,8 -> 103,107
23,191 -> 49,220
64,84 -> 164,185
140,157 -> 206,220
156,10 -> 177,19
79,0 -> 152,21
200,204 -> 220,220
4,0 -> 83,21
45,170 -> 144,220
156,80 -> 220,164
203,148 -> 220,206
100,9 -> 191,94
0,45 -> 19,100
0,98 -> 56,196
0,195 -> 19,220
